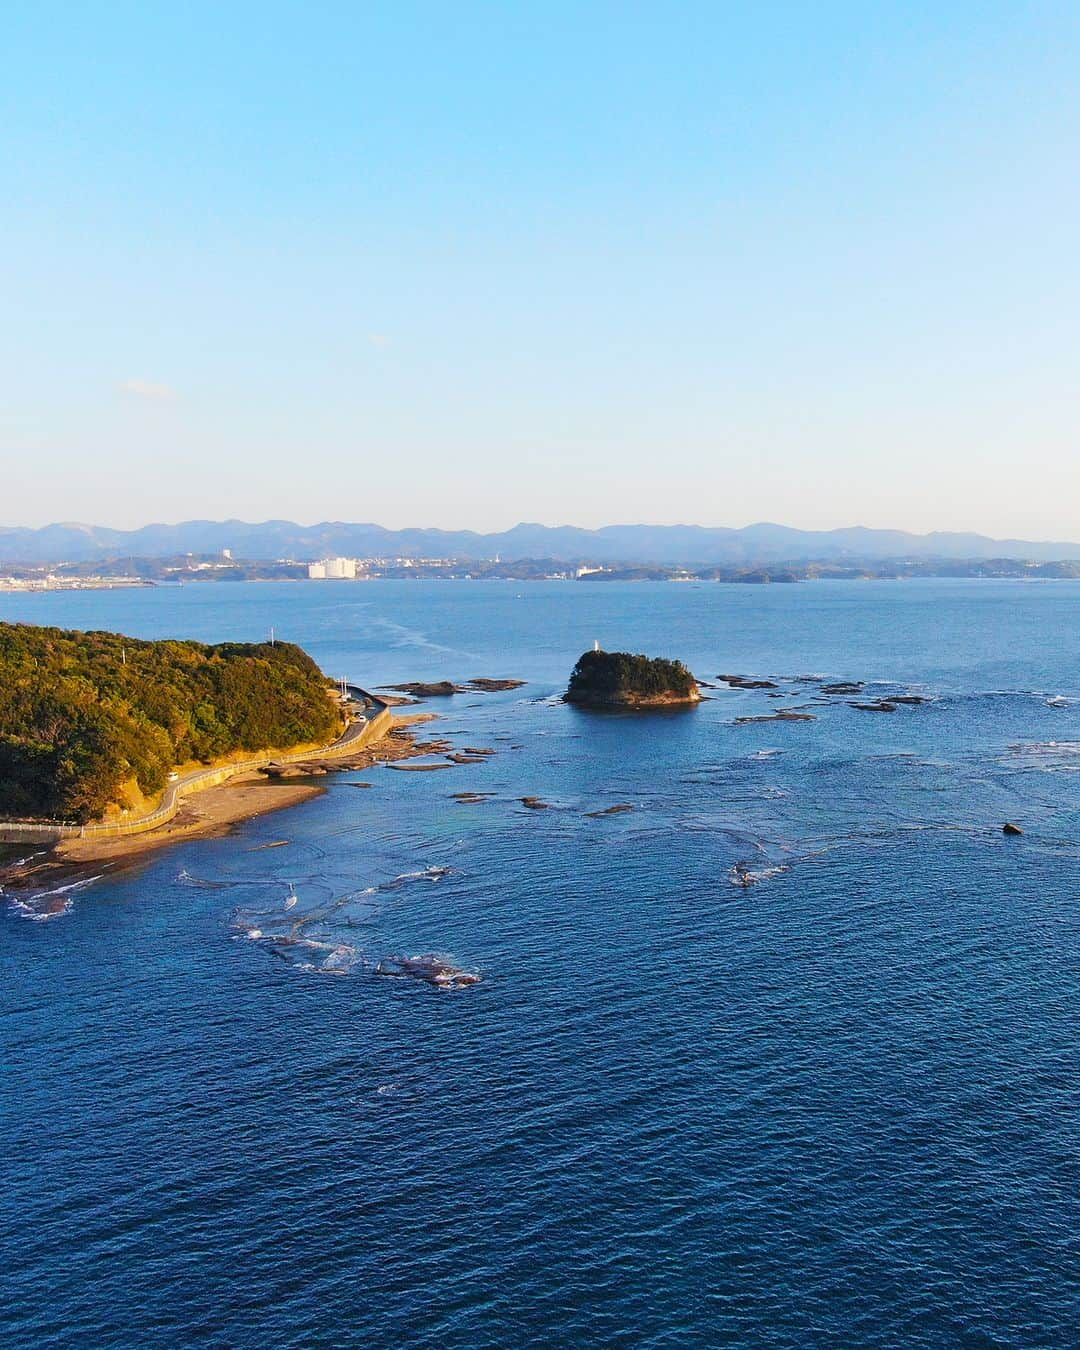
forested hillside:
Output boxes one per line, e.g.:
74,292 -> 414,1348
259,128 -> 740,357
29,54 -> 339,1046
0,623 -> 340,823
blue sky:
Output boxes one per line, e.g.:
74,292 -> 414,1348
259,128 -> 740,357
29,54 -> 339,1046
4,2 -> 1079,536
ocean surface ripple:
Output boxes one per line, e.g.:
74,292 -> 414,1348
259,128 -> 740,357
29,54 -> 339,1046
2,580 -> 1078,1347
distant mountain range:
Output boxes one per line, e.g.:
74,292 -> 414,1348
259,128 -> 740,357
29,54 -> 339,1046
2,519 -> 1080,566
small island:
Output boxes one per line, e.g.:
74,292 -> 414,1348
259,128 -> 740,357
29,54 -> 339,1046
565,648 -> 701,709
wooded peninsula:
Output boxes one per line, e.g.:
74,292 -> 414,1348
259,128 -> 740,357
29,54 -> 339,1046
0,623 -> 341,823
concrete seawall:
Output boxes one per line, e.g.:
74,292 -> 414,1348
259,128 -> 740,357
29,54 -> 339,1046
0,696 -> 394,845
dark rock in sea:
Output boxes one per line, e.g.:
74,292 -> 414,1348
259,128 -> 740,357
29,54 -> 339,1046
851,701 -> 898,712
821,681 -> 864,695
467,678 -> 527,692
1002,822 -> 1024,836
380,681 -> 467,697
462,747 -> 496,756
735,710 -> 816,724
718,674 -> 779,689
520,796 -> 550,809
374,954 -> 480,989
585,803 -> 635,818
885,695 -> 926,705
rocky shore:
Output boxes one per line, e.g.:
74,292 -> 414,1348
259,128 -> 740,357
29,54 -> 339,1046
0,712 -> 436,909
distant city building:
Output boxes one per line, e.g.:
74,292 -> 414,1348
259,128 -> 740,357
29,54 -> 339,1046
221,547 -> 232,560
308,557 -> 358,580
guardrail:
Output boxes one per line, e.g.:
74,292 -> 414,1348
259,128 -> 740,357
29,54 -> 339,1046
0,694 -> 394,845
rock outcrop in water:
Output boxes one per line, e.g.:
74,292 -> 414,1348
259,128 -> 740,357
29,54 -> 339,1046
379,677 -> 525,698
380,680 -> 467,697
565,649 -> 700,709
375,955 -> 480,989
735,709 -> 816,724
718,674 -> 779,690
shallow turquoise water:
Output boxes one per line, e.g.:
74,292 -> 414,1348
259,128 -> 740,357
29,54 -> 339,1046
1,581 -> 1078,1345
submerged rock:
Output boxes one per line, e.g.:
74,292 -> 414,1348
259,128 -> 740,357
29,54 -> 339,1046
718,674 -> 779,689
735,709 -> 816,724
380,681 -> 467,697
375,954 -> 480,990
728,862 -> 789,887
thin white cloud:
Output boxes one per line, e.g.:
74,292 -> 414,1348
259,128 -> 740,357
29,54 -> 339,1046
367,334 -> 391,348
120,379 -> 178,401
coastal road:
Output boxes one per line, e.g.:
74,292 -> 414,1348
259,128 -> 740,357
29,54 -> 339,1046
0,697 -> 391,843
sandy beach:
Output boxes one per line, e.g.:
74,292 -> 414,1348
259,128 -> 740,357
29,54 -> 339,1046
0,713 -> 439,904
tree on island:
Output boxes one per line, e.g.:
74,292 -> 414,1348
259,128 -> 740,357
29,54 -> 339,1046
0,623 -> 342,823
565,649 -> 700,707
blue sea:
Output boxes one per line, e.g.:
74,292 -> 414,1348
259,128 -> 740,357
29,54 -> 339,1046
1,580 -> 1078,1347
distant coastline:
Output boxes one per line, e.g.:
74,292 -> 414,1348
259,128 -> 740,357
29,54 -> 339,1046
4,556 -> 1080,591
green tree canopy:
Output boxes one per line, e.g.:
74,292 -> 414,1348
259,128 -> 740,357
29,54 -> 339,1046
0,623 -> 340,823
566,649 -> 698,703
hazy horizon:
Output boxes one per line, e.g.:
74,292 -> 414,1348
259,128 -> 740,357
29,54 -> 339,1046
8,515 -> 1080,543
5,512 -> 1080,543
